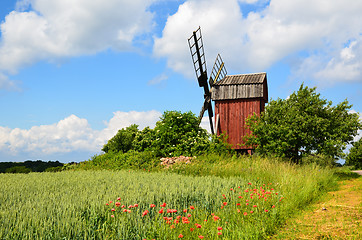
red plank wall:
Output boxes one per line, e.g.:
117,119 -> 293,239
215,98 -> 264,150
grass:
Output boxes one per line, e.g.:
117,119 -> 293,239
0,155 -> 340,239
273,174 -> 362,239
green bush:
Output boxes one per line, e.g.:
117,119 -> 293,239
345,138 -> 362,169
45,166 -> 63,172
5,166 -> 32,174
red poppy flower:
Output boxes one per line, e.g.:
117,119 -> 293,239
142,210 -> 149,217
199,236 -> 204,239
190,228 -> 195,232
159,208 -> 164,214
150,204 -> 156,208
217,227 -> 222,231
178,234 -> 184,238
161,203 -> 167,207
217,232 -> 222,236
117,197 -> 121,200
190,206 -> 195,210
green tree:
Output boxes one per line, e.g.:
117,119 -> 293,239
345,138 -> 362,169
245,84 -> 361,162
150,111 -> 210,157
102,124 -> 139,153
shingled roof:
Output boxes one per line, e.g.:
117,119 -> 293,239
211,73 -> 268,102
214,72 -> 266,85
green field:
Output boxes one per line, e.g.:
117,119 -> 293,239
0,157 -> 337,239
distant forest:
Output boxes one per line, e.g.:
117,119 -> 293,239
0,160 -> 64,173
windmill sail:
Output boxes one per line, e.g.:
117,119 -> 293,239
188,27 -> 214,135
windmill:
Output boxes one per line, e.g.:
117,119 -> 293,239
188,27 -> 227,135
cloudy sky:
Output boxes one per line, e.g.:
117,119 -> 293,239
0,0 -> 361,163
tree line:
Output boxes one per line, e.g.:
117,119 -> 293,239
0,160 -> 64,173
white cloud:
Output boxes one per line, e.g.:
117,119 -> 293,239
147,73 -> 169,85
154,0 -> 362,83
0,0 -> 156,76
0,111 -> 161,156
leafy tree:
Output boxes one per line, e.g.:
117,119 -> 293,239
101,110 -> 231,158
102,124 -> 139,153
345,138 -> 362,169
149,111 -> 210,157
245,84 -> 361,162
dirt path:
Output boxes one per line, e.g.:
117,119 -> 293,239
273,176 -> 362,239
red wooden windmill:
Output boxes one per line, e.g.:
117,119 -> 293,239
188,27 -> 268,153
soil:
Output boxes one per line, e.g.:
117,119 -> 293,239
273,175 -> 362,239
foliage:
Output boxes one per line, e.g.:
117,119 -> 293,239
245,84 -> 361,162
100,110 -> 231,161
44,166 -> 64,172
0,160 -> 63,173
345,138 -> 362,169
76,150 -> 160,171
102,124 -> 139,153
0,155 -> 337,239
5,166 -> 32,174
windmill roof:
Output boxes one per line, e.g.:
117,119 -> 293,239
214,72 -> 266,85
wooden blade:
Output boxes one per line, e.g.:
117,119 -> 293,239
209,54 -> 227,87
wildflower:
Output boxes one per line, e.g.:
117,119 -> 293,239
178,234 -> 184,238
159,208 -> 164,214
253,205 -> 257,208
127,210 -> 131,213
248,182 -> 252,185
195,223 -> 202,228
213,216 -> 220,221
115,202 -> 121,207
250,211 -> 254,213
174,219 -> 179,224
150,204 -> 156,208
142,210 -> 149,217
117,197 -> 121,200
106,203 -> 109,206
190,206 -> 195,210
109,201 -> 113,204
161,203 -> 167,207
190,228 -> 195,232
218,232 -> 222,236
134,204 -> 139,207
204,219 -> 207,222
244,212 -> 248,216
230,188 -> 233,191
272,205 -> 276,208
183,209 -> 187,213
199,235 -> 204,239
246,203 -> 249,206
123,209 -> 127,212
236,203 -> 241,206
265,209 -> 269,212
217,227 -> 222,231
111,208 -> 115,212
223,202 -> 227,206
111,215 -> 114,218
238,196 -> 242,199
170,224 -> 175,229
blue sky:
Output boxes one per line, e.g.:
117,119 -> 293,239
0,0 -> 361,163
